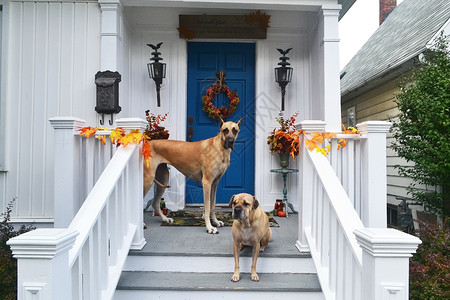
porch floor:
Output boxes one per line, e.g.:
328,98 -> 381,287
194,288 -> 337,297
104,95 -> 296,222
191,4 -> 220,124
136,208 -> 304,258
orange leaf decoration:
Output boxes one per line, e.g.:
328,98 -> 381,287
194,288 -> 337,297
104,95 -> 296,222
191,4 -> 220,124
142,139 -> 152,168
118,129 -> 143,147
337,138 -> 347,150
97,135 -> 106,145
79,127 -> 97,138
110,128 -> 125,144
323,132 -> 337,140
310,132 -> 324,145
305,138 -> 318,151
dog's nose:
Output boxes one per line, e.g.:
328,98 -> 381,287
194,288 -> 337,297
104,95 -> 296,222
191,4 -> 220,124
224,137 -> 235,150
232,206 -> 242,218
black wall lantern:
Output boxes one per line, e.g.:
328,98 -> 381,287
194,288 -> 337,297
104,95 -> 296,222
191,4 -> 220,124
95,71 -> 121,125
275,48 -> 293,111
147,42 -> 166,107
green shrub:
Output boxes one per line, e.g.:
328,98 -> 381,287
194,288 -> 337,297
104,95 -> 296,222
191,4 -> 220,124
390,34 -> 450,217
409,218 -> 450,299
0,199 -> 35,300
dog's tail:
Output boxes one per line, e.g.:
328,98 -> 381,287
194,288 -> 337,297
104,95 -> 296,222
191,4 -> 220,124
154,178 -> 170,189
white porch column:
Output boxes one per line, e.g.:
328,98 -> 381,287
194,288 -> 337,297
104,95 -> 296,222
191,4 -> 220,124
355,228 -> 421,300
7,229 -> 78,300
115,118 -> 147,249
296,120 -> 327,252
49,117 -> 86,227
320,5 -> 342,132
98,0 -> 123,71
357,121 -> 392,228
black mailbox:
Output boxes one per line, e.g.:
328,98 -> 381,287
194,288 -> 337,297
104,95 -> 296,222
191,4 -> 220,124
95,71 -> 121,125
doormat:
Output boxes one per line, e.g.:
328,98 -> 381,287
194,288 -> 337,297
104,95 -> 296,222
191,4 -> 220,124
160,210 -> 279,227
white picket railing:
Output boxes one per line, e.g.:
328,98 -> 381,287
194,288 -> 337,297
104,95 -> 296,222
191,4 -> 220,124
8,117 -> 147,300
297,120 -> 422,300
328,134 -> 363,216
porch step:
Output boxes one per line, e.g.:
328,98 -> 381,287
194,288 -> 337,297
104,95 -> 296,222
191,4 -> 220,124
113,212 -> 324,299
114,271 -> 324,300
123,249 -> 315,273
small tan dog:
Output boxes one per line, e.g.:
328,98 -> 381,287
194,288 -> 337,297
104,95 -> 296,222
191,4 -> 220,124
229,193 -> 272,282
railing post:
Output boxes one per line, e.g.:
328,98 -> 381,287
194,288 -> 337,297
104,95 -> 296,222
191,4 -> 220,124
357,121 -> 392,228
49,117 -> 86,227
296,120 -> 327,252
355,228 -> 421,300
7,229 -> 78,300
115,118 -> 147,250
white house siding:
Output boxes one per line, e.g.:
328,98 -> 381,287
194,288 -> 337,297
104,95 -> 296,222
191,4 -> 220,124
123,7 -> 314,211
341,80 -> 412,207
0,1 -> 101,223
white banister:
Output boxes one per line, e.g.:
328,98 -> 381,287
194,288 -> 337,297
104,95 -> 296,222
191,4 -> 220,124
357,121 -> 392,228
297,121 -> 421,300
7,229 -> 78,300
300,149 -> 364,299
10,117 -> 147,300
355,228 -> 421,300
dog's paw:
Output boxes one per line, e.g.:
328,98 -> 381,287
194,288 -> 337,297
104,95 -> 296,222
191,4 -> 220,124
161,217 -> 174,224
251,272 -> 260,282
212,219 -> 224,227
206,226 -> 219,234
231,273 -> 240,282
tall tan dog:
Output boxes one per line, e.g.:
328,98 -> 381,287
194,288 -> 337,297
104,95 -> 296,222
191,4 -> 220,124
229,193 -> 272,282
144,117 -> 244,234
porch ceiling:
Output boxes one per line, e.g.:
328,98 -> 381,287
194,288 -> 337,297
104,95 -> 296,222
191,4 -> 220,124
120,0 -> 329,12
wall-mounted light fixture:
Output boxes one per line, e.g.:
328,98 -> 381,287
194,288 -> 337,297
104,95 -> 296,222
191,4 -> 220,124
95,71 -> 121,125
147,42 -> 166,107
275,48 -> 293,111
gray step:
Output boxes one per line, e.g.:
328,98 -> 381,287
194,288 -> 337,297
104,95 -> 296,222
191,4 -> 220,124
124,248 -> 315,273
114,271 -> 324,300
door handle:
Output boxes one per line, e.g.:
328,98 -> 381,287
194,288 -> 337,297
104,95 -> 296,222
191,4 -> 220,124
188,116 -> 194,142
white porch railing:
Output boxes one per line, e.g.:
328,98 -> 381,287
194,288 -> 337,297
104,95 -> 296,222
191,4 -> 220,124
296,120 -> 422,300
8,118 -> 422,300
8,117 -> 147,300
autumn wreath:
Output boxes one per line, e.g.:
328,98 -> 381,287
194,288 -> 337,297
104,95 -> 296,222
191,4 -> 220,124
202,70 -> 239,120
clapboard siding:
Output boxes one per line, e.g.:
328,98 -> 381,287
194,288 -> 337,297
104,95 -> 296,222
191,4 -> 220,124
1,1 -> 101,221
342,78 -> 414,206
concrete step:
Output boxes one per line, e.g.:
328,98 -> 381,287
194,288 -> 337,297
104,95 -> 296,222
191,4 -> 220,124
123,247 -> 315,273
114,271 -> 325,300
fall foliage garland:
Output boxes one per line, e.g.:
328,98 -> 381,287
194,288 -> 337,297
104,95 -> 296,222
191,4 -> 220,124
79,126 -> 153,167
78,112 -> 169,168
267,113 -> 360,160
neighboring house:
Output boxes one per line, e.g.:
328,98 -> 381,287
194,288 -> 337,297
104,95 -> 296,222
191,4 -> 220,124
340,0 -> 450,227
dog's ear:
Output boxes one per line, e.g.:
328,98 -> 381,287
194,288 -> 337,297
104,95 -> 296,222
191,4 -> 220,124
228,195 -> 235,208
237,116 -> 246,127
252,196 -> 259,209
219,116 -> 224,127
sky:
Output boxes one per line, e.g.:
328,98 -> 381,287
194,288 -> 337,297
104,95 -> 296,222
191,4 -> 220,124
339,0 -> 405,70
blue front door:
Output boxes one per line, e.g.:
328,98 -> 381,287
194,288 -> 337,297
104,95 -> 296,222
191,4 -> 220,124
186,42 -> 255,205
